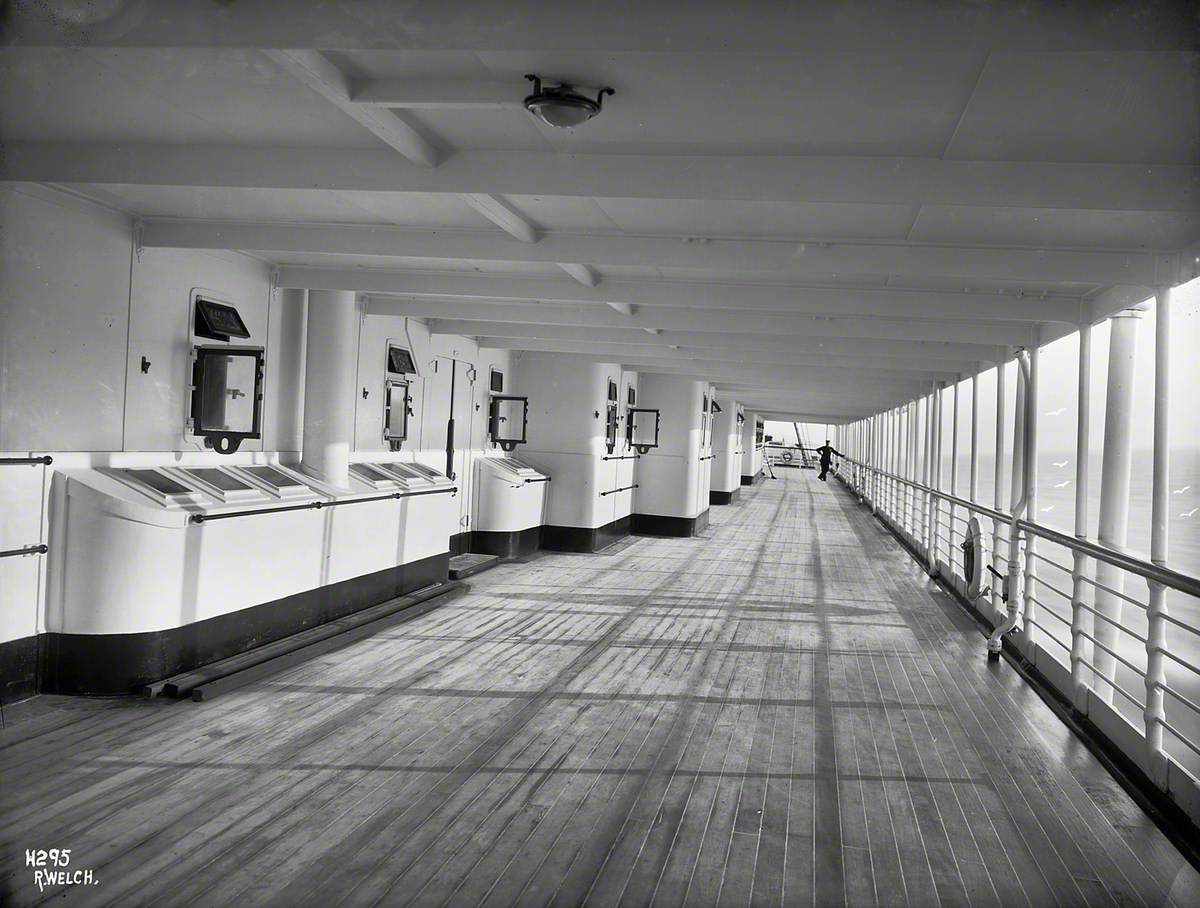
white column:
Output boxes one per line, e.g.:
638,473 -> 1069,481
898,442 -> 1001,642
1070,322 -> 1094,708
950,379 -> 960,568
969,372 -> 979,504
300,289 -> 358,489
1093,309 -> 1142,702
992,358 -> 1007,619
1146,286 -> 1172,784
1021,338 -> 1041,650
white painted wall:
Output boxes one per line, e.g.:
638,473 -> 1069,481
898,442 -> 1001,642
0,185 -> 512,649
711,395 -> 742,494
742,411 -> 765,479
510,353 -> 630,530
634,373 -> 707,520
0,184 -> 132,452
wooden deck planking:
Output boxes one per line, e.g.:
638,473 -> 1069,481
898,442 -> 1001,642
2,470 -> 1198,907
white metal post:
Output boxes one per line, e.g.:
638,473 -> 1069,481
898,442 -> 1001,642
1146,286 -> 1171,785
1094,309 -> 1141,703
1021,337 -> 1040,651
970,371 -> 979,504
927,383 -> 939,573
992,359 -> 1007,620
1070,322 -> 1093,709
950,378 -> 960,571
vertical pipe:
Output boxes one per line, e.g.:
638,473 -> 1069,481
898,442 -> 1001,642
950,378 -> 960,570
1094,309 -> 1142,703
1021,337 -> 1041,651
931,382 -> 943,574
990,350 -> 1030,658
1071,323 -> 1093,709
992,358 -> 1007,620
300,289 -> 358,489
970,371 -> 979,504
1145,286 -> 1171,785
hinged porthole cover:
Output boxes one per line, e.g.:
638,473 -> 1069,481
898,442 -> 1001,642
383,378 -> 411,451
627,407 -> 661,454
489,395 -> 529,452
190,345 -> 265,454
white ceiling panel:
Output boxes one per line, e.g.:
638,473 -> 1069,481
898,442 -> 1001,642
946,52 -> 1200,164
59,185 -> 484,227
263,252 -> 565,276
473,51 -> 984,155
503,196 -> 622,232
908,206 -> 1200,251
592,198 -> 920,240
0,48 -> 380,147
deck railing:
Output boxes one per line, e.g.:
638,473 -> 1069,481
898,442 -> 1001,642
838,457 -> 1200,812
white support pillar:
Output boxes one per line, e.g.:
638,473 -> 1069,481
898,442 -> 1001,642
1021,338 -> 1041,651
300,289 -> 358,489
1145,286 -> 1172,785
992,358 -> 1007,619
1093,308 -> 1142,703
1070,322 -> 1093,709
950,378 -> 960,568
970,371 -> 979,504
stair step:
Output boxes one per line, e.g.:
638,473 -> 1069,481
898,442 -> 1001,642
449,553 -> 501,580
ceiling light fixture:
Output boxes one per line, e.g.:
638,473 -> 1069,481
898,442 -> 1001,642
524,74 -> 614,129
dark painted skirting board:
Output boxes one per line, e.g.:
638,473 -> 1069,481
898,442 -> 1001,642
471,527 -> 543,559
0,634 -> 39,705
632,508 -> 709,538
41,552 -> 450,695
542,515 -> 632,553
449,531 -> 472,556
741,470 -> 764,486
710,488 -> 740,505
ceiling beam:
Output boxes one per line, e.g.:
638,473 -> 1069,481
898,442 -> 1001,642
349,78 -> 521,108
139,220 -> 1166,287
277,266 -> 1081,322
472,337 -> 962,378
261,51 -> 441,167
6,143 -> 1195,214
367,297 -> 1037,345
434,320 -> 995,365
557,263 -> 599,287
458,193 -> 539,242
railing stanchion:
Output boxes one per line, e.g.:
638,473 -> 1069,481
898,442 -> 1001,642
1145,285 -> 1172,785
1021,339 -> 1040,652
1071,322 -> 1093,709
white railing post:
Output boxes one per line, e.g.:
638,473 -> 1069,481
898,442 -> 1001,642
1071,322 -> 1093,710
950,377 -> 961,573
970,370 -> 979,505
926,381 -> 936,573
1146,286 -> 1171,786
1021,336 -> 1040,652
992,358 -> 1007,621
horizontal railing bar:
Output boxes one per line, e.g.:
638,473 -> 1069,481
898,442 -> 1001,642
847,457 -> 1200,600
1161,647 -> 1200,677
1024,616 -> 1070,647
1077,629 -> 1148,678
1028,550 -> 1075,575
189,485 -> 457,524
1030,574 -> 1074,602
1026,598 -> 1071,625
1076,573 -> 1147,610
1162,686 -> 1200,720
0,544 -> 48,559
1017,519 -> 1200,599
1073,600 -> 1148,641
599,484 -> 639,497
1163,724 -> 1200,759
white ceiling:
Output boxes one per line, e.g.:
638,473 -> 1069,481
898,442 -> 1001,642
2,0 -> 1197,421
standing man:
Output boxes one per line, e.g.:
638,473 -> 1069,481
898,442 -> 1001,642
815,439 -> 844,482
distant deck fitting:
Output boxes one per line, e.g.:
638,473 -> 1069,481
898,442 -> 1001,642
2,471 -> 1196,907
